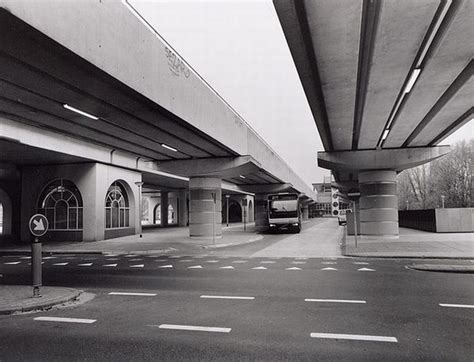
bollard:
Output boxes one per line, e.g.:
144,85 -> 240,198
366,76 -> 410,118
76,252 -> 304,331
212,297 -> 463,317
32,238 -> 42,298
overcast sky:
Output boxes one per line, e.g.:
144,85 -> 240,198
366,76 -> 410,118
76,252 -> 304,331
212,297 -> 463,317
130,0 -> 472,187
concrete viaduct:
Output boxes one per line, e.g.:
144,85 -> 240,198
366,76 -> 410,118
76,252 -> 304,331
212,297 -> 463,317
274,0 -> 472,236
0,0 -> 317,243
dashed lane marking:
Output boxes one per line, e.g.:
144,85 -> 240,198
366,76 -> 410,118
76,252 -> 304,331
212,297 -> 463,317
358,268 -> 375,272
130,264 -> 145,268
353,262 -> 370,265
310,333 -> 397,343
292,261 -> 307,264
439,303 -> 474,309
34,317 -> 96,324
103,264 -> 118,267
4,261 -> 21,265
42,256 -> 57,260
128,258 -> 143,262
52,262 -> 69,266
158,264 -> 173,268
200,295 -> 254,300
154,324 -> 231,333
109,292 -> 157,296
260,261 -> 276,264
232,260 -> 248,264
188,265 -> 203,269
78,263 -> 93,267
219,266 -> 235,269
285,267 -> 302,271
321,262 -> 337,265
20,256 -> 31,260
321,267 -> 338,271
305,299 -> 366,304
178,259 -> 194,263
252,266 -> 267,270
205,260 -> 220,263
106,258 -> 120,261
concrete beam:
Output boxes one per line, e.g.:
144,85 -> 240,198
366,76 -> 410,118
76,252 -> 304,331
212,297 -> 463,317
157,156 -> 261,179
318,146 -> 451,172
238,183 -> 293,195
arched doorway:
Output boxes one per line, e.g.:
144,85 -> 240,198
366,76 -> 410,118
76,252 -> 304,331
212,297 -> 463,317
0,188 -> 12,236
153,204 -> 161,224
228,200 -> 242,223
248,200 -> 254,222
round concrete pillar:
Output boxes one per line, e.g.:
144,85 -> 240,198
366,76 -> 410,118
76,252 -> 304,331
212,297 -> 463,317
189,177 -> 222,238
359,170 -> 399,236
254,193 -> 269,232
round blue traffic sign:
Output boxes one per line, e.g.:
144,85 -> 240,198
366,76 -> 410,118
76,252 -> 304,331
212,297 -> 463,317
29,214 -> 49,237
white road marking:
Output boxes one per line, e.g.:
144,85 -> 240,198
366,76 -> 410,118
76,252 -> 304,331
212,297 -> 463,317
205,260 -> 219,263
53,262 -> 69,266
106,258 -> 119,261
260,261 -> 276,264
109,292 -> 156,296
4,261 -> 21,265
128,258 -> 143,261
155,324 -> 231,333
125,255 -> 137,258
439,303 -> 474,309
20,256 -> 31,259
200,295 -> 254,300
179,259 -> 194,263
130,264 -> 145,268
323,257 -> 338,260
305,299 -> 366,304
310,332 -> 397,343
321,267 -> 338,271
295,257 -> 308,260
42,256 -> 57,260
169,255 -> 182,259
286,267 -> 302,271
353,262 -> 369,265
358,268 -> 375,272
158,264 -> 173,268
292,261 -> 306,264
34,317 -> 96,324
103,264 -> 118,267
188,265 -> 203,269
232,260 -> 248,264
252,266 -> 267,270
78,263 -> 93,267
321,261 -> 337,265
219,266 -> 235,269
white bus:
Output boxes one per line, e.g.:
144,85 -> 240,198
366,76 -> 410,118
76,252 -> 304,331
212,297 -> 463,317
267,193 -> 301,233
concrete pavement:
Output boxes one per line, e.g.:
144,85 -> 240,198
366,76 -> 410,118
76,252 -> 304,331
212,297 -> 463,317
343,226 -> 474,259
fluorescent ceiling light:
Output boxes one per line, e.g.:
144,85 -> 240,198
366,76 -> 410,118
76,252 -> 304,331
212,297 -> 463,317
239,175 -> 246,179
404,68 -> 421,94
63,104 -> 99,120
161,143 -> 178,152
382,129 -> 390,141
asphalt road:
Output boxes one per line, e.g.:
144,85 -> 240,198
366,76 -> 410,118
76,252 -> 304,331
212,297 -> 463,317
0,226 -> 473,361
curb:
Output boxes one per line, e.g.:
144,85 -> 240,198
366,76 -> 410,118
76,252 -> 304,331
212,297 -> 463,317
0,288 -> 82,315
408,264 -> 474,273
202,235 -> 264,249
343,254 -> 474,260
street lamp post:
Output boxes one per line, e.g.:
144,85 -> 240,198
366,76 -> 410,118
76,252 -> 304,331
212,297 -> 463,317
135,181 -> 144,238
441,195 -> 445,208
225,194 -> 230,227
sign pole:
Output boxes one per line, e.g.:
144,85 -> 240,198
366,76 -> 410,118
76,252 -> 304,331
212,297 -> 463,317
29,214 -> 48,298
211,192 -> 216,246
353,200 -> 358,248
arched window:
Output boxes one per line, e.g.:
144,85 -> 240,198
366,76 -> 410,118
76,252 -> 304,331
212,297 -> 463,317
105,182 -> 130,229
38,179 -> 83,230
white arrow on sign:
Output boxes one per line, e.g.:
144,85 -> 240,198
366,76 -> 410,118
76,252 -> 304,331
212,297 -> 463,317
33,219 -> 45,231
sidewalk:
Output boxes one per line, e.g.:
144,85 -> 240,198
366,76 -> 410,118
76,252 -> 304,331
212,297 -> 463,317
343,227 -> 474,259
0,285 -> 81,315
0,223 -> 261,255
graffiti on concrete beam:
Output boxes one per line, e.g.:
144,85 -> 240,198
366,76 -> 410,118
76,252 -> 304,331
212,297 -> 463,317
165,47 -> 190,78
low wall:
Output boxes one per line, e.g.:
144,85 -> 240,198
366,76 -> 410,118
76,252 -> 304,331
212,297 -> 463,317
399,208 -> 473,233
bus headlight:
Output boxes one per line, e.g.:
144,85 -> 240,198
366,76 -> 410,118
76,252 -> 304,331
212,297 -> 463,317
270,224 -> 276,227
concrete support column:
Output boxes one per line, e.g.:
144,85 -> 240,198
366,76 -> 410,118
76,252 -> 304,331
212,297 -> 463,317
254,193 -> 269,232
359,170 -> 398,236
177,188 -> 188,227
160,191 -> 168,227
189,177 -> 222,238
302,206 -> 309,220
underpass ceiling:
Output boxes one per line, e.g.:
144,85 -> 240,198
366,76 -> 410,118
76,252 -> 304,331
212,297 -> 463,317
274,0 -> 473,159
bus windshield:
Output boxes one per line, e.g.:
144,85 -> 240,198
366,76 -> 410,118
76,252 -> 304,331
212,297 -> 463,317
269,199 -> 298,218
